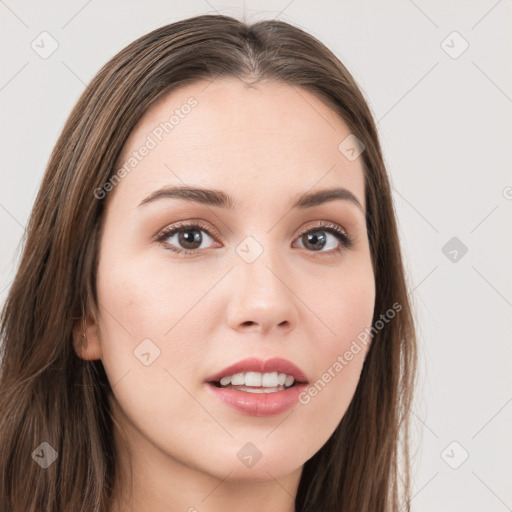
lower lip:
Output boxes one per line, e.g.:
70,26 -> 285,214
205,382 -> 308,417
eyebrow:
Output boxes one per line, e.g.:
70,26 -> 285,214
138,185 -> 364,212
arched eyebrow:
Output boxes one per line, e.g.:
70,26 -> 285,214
138,185 -> 364,213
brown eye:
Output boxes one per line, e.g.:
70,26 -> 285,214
156,223 -> 219,255
295,224 -> 353,254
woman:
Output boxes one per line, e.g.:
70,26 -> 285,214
0,14 -> 417,512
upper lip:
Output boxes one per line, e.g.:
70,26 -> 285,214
206,357 -> 309,384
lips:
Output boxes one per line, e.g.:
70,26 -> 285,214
206,357 -> 309,385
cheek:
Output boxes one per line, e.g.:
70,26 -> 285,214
315,252 -> 376,355
296,254 -> 375,429
96,239 -> 193,341
94,244 -> 165,379
296,309 -> 374,445
94,243 -> 220,388
94,250 -> 210,434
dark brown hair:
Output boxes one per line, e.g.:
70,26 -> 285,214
0,14 -> 417,511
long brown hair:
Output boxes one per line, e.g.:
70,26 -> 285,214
0,14 -> 417,511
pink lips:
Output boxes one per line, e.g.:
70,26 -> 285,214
204,357 -> 309,417
205,357 -> 308,384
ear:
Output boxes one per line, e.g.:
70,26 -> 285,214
73,312 -> 102,361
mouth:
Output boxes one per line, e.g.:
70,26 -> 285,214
204,357 -> 309,416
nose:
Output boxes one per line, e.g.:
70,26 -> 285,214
226,253 -> 299,335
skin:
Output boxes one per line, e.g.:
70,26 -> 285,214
74,77 -> 376,512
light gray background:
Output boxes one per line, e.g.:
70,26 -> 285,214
1,1 -> 511,510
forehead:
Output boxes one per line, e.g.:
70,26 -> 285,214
112,78 -> 366,211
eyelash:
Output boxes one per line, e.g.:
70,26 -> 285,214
155,220 -> 354,258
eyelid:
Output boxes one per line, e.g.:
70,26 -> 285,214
294,219 -> 350,239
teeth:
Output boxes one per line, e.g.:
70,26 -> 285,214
261,371 -> 278,387
217,371 -> 296,388
245,371 -> 262,387
231,373 -> 245,386
219,376 -> 232,386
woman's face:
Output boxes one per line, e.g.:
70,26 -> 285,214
78,78 -> 375,485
